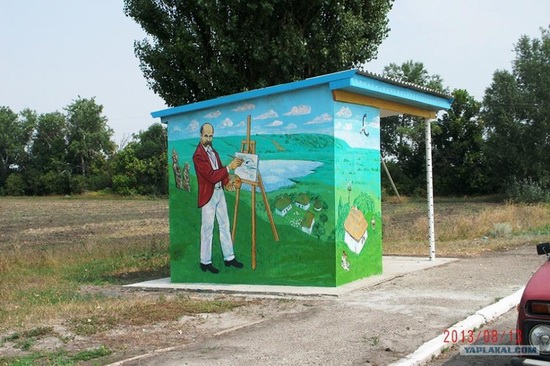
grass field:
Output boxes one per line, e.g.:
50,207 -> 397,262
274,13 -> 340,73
1,195 -> 549,365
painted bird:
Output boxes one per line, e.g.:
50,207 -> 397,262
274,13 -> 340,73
359,113 -> 369,137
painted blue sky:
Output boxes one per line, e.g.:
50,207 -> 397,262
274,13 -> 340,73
167,92 -> 381,150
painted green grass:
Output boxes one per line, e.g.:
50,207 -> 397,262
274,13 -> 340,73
170,183 -> 335,286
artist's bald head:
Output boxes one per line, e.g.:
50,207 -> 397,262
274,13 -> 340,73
200,123 -> 214,147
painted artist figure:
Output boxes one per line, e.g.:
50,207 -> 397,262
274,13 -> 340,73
193,123 -> 244,274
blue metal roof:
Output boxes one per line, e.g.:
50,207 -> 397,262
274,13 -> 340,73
151,69 -> 453,119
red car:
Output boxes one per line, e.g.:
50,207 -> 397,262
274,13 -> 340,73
513,243 -> 550,365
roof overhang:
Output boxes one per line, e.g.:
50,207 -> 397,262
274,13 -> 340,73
151,69 -> 453,120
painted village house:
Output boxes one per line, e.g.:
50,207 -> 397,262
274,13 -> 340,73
344,206 -> 369,254
275,196 -> 292,217
294,193 -> 310,210
313,199 -> 323,212
301,211 -> 315,235
152,69 -> 453,287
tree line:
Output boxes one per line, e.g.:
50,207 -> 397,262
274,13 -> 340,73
1,0 -> 548,201
380,26 -> 550,202
0,98 -> 167,197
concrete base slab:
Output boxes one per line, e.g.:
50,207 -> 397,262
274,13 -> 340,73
124,256 -> 458,297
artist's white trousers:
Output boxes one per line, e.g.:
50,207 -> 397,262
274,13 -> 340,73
200,188 -> 235,264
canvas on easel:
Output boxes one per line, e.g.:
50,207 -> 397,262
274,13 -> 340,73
234,153 -> 259,183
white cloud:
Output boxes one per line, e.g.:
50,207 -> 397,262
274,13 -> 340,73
204,110 -> 221,118
254,109 -> 278,120
305,113 -> 332,125
267,120 -> 283,127
285,123 -> 297,130
335,121 -> 352,130
186,120 -> 199,131
284,105 -> 311,116
335,106 -> 352,118
171,125 -> 182,134
236,121 -> 245,127
233,103 -> 255,112
220,118 -> 233,128
369,116 -> 381,128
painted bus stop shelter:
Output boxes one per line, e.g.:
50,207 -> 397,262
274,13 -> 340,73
152,69 -> 453,287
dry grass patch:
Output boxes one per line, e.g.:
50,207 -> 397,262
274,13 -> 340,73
383,199 -> 550,256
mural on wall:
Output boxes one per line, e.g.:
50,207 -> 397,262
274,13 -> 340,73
333,101 -> 382,285
167,86 -> 382,286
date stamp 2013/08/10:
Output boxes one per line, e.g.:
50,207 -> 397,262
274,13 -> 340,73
443,329 -> 521,344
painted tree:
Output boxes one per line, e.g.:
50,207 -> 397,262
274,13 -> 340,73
312,222 -> 326,241
123,0 -> 394,106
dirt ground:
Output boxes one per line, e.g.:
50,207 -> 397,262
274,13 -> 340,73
0,285 -> 312,365
0,196 -> 547,365
0,197 -> 317,365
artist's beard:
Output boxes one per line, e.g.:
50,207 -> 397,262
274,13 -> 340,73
202,141 -> 212,147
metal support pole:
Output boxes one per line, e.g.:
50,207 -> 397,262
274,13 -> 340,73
425,118 -> 436,261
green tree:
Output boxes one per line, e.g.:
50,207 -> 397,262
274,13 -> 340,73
30,112 -> 69,174
65,97 -> 116,180
432,89 -> 486,195
25,112 -> 70,195
312,222 -> 325,241
482,26 -> 550,192
353,192 -> 374,214
0,107 -> 36,190
124,0 -> 394,106
380,60 -> 447,195
110,123 -> 168,195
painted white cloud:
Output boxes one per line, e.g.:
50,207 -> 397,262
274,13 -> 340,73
335,106 -> 352,118
204,110 -> 221,118
233,103 -> 255,112
186,120 -> 199,131
284,105 -> 311,116
171,125 -> 183,134
335,121 -> 352,130
285,123 -> 297,130
369,116 -> 381,128
220,118 -> 233,128
254,109 -> 278,120
267,120 -> 283,127
305,113 -> 333,125
236,120 -> 245,127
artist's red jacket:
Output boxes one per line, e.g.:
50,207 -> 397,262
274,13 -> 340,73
192,143 -> 229,208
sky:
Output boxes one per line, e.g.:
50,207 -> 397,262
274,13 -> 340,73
1,1 -> 549,145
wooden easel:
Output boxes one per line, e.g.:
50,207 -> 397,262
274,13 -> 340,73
232,115 -> 279,270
